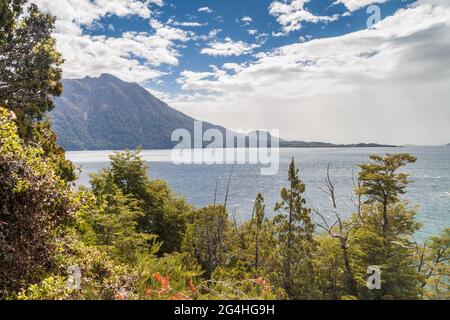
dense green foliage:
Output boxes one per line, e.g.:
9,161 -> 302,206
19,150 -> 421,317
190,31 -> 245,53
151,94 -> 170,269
90,150 -> 192,254
0,0 -> 448,301
0,0 -> 62,126
0,108 -> 74,297
0,0 -> 74,181
1,107 -> 449,300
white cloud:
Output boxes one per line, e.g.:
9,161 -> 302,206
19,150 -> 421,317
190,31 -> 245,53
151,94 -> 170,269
170,1 -> 450,145
192,28 -> 222,42
269,0 -> 338,35
31,0 -> 450,145
170,20 -> 208,27
200,38 -> 260,57
33,0 -> 161,26
241,16 -> 253,26
198,6 -> 213,14
222,63 -> 244,74
334,0 -> 387,12
32,0 -> 194,82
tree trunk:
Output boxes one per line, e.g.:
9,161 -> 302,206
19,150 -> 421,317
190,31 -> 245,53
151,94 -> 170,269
285,182 -> 294,294
255,227 -> 260,271
382,193 -> 388,235
341,242 -> 358,296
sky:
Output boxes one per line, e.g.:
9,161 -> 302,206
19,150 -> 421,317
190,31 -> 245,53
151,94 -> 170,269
32,0 -> 450,145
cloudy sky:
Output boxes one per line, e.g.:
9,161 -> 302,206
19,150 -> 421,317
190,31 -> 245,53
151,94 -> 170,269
33,0 -> 450,145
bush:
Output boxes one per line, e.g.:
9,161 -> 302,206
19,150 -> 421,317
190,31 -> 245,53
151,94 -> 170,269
0,107 -> 75,297
15,233 -> 138,300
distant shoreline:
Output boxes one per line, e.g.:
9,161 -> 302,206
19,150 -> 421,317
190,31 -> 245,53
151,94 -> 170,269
278,141 -> 399,148
64,144 -> 402,152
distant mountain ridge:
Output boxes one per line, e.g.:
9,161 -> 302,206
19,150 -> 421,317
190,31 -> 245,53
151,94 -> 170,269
50,74 -> 396,151
51,74 -> 230,151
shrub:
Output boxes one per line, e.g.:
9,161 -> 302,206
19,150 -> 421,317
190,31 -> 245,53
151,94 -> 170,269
0,107 -> 75,297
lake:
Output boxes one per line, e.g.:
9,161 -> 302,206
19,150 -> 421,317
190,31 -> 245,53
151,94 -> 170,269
67,147 -> 450,240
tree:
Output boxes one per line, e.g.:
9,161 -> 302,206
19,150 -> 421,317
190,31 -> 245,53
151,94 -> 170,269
0,0 -> 74,181
16,236 -> 139,300
273,158 -> 317,299
182,205 -> 228,279
0,107 -> 74,297
109,150 -> 149,196
0,1 -> 25,44
314,166 -> 358,297
356,153 -> 417,235
418,229 -> 449,300
0,0 -> 63,129
90,150 -> 191,254
252,193 -> 266,272
77,190 -> 158,264
352,154 -> 422,299
314,237 -> 348,299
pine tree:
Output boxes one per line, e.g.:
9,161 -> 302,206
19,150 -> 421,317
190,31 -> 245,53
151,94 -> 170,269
253,193 -> 265,272
274,158 -> 317,299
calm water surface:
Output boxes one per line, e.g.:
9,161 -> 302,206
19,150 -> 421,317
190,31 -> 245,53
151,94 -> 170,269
67,147 -> 450,240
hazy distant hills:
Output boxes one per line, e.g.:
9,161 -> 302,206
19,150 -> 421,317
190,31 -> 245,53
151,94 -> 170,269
278,141 -> 395,148
50,74 -> 395,151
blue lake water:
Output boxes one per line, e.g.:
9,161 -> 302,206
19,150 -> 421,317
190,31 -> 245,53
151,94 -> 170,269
67,147 -> 450,240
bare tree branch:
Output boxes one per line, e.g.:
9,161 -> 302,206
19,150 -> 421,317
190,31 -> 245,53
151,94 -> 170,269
224,164 -> 235,210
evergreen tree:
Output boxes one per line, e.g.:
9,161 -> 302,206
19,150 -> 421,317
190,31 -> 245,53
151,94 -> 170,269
0,0 -> 74,181
419,228 -> 449,300
0,0 -> 63,128
356,153 -> 417,235
77,190 -> 157,264
353,154 -> 422,299
109,150 -> 149,197
90,150 -> 191,254
314,237 -> 348,299
253,193 -> 266,272
273,158 -> 317,299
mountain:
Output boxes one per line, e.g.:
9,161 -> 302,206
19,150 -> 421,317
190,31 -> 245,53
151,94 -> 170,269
50,74 -> 396,151
51,74 -> 229,151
